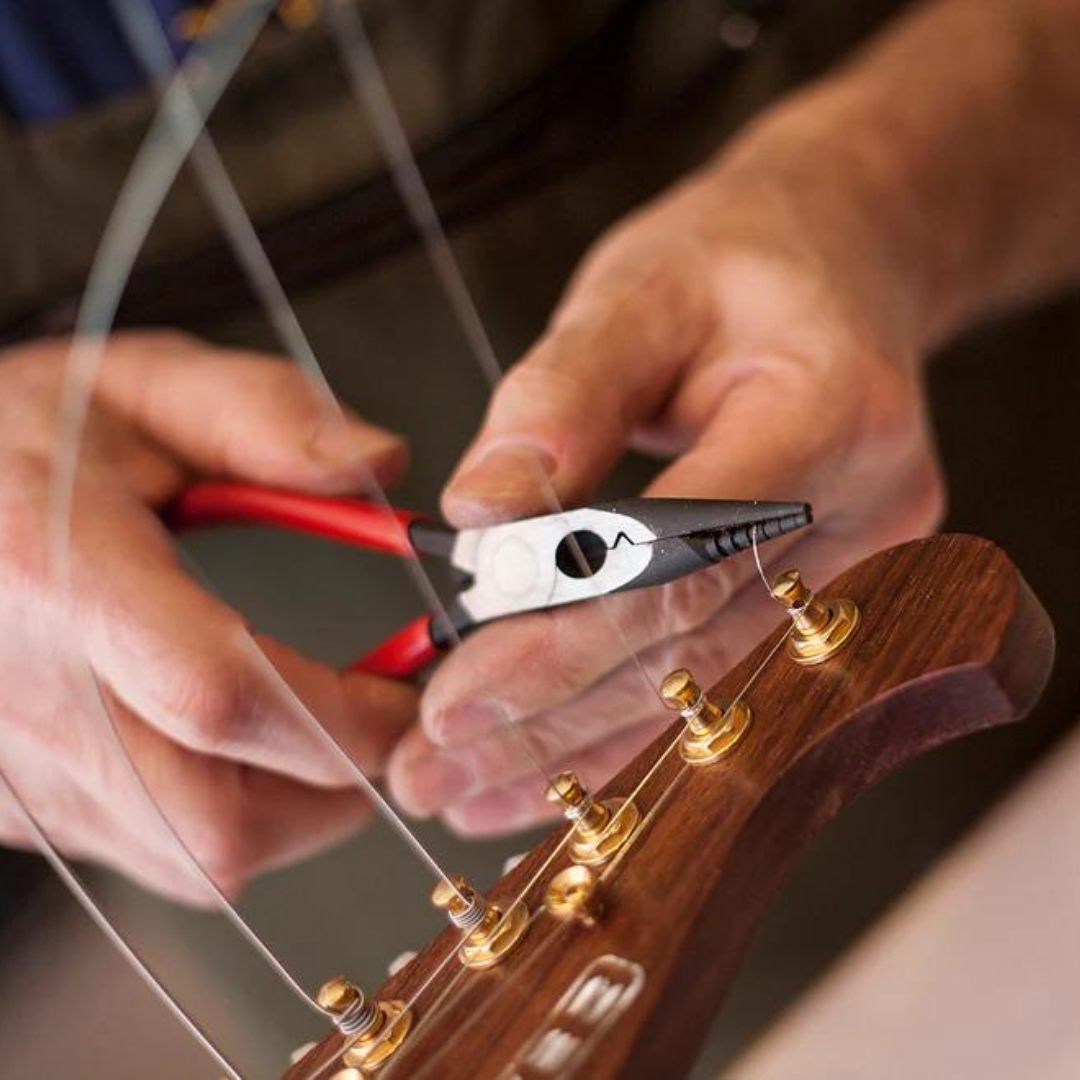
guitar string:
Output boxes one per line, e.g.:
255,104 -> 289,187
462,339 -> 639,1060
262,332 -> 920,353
111,0 -> 476,896
33,0 -> 473,1057
360,536 -> 791,1068
375,623 -> 795,1078
306,16 -> 799,1060
106,0 -> 471,910
0,759 -> 243,1080
45,0 -> 344,1036
325,824 -> 581,1078
751,523 -> 774,594
34,1 -> 782,1073
366,531 -> 788,1069
44,1 -> 389,1018
308,20 -> 805,1070
117,0 -> 559,826
323,0 -> 669,782
398,901 -> 569,1080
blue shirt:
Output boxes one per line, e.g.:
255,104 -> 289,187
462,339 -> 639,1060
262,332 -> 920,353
0,1 -> 189,124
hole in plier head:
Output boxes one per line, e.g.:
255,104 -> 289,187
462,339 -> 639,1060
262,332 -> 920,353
555,530 -> 609,579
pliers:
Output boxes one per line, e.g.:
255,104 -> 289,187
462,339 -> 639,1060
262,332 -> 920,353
170,483 -> 811,678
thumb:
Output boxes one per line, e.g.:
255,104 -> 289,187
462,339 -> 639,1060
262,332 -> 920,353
96,333 -> 407,494
442,260 -> 713,526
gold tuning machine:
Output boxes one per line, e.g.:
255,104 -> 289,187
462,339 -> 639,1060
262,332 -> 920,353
431,874 -> 529,969
545,865 -> 603,926
660,668 -> 752,764
545,771 -> 640,866
770,568 -> 860,665
316,977 -> 412,1073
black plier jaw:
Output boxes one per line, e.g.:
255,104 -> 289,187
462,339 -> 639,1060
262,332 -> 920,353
446,498 -> 811,631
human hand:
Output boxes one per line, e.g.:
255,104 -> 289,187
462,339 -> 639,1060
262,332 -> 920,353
390,100 -> 945,833
0,331 -> 417,903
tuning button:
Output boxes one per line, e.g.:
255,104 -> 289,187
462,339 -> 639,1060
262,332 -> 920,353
545,770 -> 639,866
770,569 -> 860,665
545,865 -> 603,926
660,668 -> 752,765
317,976 -> 365,1019
430,874 -> 530,969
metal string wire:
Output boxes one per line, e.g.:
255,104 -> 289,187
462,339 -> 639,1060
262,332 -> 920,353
751,524 -> 774,595
105,0 -> 468,903
27,0 -> 467,1066
322,0 -> 666,769
375,623 -> 796,1078
367,532 -> 789,1071
27,0 -> 311,1061
0,758 -> 242,1079
27,2 -> 782,1074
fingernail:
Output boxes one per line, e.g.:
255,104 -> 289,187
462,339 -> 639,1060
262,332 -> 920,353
308,419 -> 404,473
448,441 -> 557,511
426,699 -> 504,746
405,751 -> 476,813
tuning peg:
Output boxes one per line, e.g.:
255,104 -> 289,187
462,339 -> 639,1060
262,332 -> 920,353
316,976 -> 413,1072
770,568 -> 860,665
545,770 -> 640,866
659,668 -> 752,764
431,874 -> 529,969
545,865 -> 603,926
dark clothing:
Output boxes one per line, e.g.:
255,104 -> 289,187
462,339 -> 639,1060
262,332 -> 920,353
0,0 -> 186,123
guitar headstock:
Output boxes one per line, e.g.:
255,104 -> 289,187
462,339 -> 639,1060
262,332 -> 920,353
288,533 -> 1053,1080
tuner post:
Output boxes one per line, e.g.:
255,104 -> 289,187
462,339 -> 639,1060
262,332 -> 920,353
431,874 -> 529,969
770,568 -> 860,665
316,976 -> 413,1073
659,668 -> 752,764
545,771 -> 640,866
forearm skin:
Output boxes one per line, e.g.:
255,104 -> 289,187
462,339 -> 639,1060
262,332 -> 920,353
713,0 -> 1080,354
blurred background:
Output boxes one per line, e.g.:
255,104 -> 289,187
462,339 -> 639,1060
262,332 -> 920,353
0,1 -> 1077,1076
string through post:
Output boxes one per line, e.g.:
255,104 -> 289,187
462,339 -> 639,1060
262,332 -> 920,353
750,524 -> 773,596
376,624 -> 794,1077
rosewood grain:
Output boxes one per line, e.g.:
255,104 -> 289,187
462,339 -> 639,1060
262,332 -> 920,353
286,534 -> 1053,1080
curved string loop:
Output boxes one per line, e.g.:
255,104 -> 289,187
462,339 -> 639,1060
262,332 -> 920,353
323,0 -> 666,721
34,0 -> 471,1056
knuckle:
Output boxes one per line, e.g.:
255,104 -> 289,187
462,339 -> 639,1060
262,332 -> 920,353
193,826 -> 259,885
157,639 -> 253,753
182,791 -> 261,884
497,355 -> 584,412
259,359 -> 319,409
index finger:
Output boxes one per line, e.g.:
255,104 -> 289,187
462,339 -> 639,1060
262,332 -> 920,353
66,473 -> 418,788
423,369 -> 830,748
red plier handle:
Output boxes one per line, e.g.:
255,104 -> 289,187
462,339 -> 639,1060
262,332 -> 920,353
169,482 -> 444,678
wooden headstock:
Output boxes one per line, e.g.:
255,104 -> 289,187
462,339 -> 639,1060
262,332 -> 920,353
288,533 -> 1053,1080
